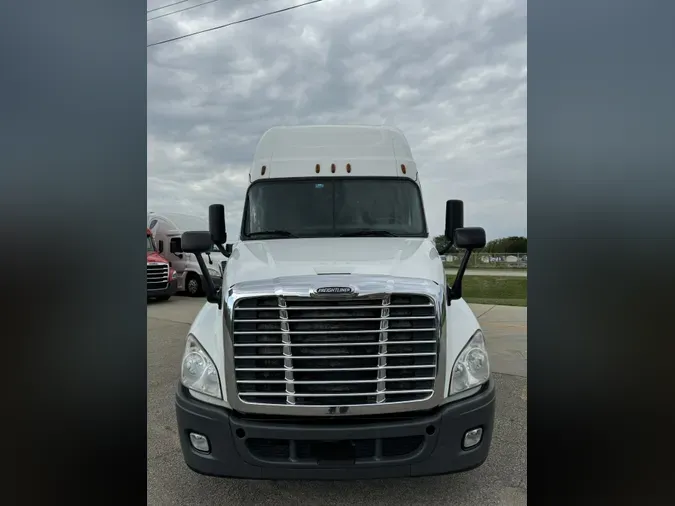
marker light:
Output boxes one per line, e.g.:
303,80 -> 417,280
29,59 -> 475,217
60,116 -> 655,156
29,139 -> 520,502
331,163 -> 336,173
315,163 -> 320,173
261,165 -> 266,175
401,164 -> 407,174
346,163 -> 351,173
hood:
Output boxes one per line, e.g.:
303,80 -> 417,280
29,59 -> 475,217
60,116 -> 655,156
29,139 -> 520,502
225,237 -> 445,287
146,251 -> 168,264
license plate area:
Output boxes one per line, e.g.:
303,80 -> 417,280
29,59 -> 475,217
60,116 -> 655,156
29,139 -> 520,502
303,440 -> 359,463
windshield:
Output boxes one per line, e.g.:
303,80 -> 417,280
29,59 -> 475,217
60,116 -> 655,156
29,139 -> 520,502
146,235 -> 156,253
242,178 -> 427,239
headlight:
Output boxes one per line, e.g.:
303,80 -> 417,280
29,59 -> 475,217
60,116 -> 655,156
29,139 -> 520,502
181,334 -> 222,399
449,329 -> 490,395
208,268 -> 221,278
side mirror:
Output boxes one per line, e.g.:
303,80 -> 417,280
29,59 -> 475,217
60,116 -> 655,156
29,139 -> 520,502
181,231 -> 220,306
181,231 -> 213,254
224,243 -> 233,257
444,203 -> 487,302
444,200 -> 464,243
209,204 -> 227,245
453,227 -> 486,250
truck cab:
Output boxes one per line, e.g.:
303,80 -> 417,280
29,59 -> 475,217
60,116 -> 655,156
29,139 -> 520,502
175,125 -> 495,479
146,228 -> 177,301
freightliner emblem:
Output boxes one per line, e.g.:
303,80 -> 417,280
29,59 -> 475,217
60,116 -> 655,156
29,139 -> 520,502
314,286 -> 354,295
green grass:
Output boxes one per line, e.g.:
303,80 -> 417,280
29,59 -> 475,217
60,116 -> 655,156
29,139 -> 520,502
443,262 -> 527,270
446,275 -> 527,307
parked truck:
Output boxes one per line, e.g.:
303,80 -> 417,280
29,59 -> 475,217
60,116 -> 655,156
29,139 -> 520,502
174,125 -> 494,479
148,212 -> 227,296
146,227 -> 177,301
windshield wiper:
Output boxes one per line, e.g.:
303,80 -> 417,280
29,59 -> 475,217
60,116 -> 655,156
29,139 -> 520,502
339,229 -> 400,237
247,230 -> 298,238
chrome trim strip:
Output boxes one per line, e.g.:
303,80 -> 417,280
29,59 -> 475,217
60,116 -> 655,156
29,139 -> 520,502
376,294 -> 389,403
278,295 -> 295,406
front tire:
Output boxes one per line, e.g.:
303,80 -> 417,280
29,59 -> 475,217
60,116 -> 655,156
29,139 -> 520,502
185,273 -> 203,297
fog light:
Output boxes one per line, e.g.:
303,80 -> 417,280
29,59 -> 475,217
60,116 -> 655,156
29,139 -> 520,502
189,432 -> 210,453
463,428 -> 483,449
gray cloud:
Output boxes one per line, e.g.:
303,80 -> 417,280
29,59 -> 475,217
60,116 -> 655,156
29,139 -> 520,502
147,0 -> 526,239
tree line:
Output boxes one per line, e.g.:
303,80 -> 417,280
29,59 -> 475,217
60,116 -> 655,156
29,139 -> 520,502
433,235 -> 527,254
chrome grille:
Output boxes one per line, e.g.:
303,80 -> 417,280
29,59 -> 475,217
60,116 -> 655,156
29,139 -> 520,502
147,263 -> 169,290
232,294 -> 438,406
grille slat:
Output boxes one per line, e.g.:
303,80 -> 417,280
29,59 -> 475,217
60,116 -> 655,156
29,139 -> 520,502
237,377 -> 435,384
233,340 -> 436,347
147,263 -> 169,290
234,304 -> 433,311
236,364 -> 436,372
235,353 -> 436,360
238,389 -> 435,397
234,328 -> 436,335
234,316 -> 435,323
233,293 -> 438,407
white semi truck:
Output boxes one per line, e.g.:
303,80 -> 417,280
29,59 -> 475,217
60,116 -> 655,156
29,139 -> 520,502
175,125 -> 495,479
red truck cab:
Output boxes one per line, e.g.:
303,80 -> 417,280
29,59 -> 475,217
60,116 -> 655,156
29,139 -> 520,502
147,227 -> 177,301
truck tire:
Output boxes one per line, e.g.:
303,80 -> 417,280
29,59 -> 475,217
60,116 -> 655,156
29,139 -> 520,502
185,273 -> 203,297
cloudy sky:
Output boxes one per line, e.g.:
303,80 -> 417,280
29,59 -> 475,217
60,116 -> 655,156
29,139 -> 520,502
147,0 -> 526,240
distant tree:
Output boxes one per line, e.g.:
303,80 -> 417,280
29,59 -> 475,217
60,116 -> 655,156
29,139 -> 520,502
433,235 -> 448,253
433,235 -> 459,254
483,236 -> 527,254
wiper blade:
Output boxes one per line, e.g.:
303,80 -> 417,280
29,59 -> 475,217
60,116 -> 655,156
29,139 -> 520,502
340,229 -> 400,237
247,230 -> 298,238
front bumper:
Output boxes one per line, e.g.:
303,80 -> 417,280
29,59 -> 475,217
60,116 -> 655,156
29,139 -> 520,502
175,379 -> 496,480
147,279 -> 177,298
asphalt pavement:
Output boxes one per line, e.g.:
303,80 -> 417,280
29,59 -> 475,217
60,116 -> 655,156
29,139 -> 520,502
148,297 -> 527,505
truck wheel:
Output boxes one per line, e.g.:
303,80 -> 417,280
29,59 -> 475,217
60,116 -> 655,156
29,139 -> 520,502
186,274 -> 203,297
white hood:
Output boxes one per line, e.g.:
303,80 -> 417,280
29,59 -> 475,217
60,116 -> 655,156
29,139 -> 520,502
225,237 -> 445,287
